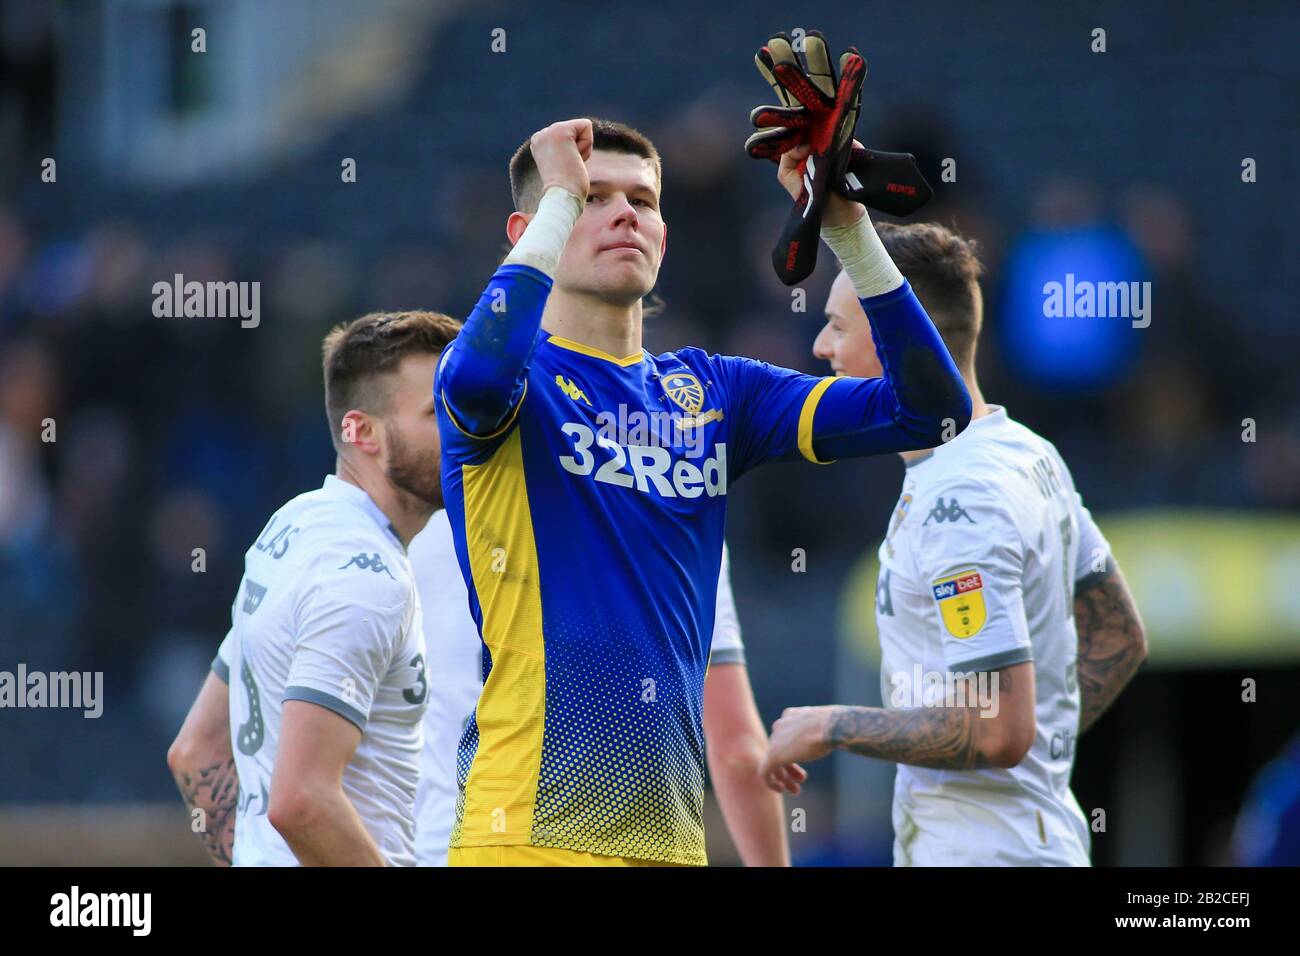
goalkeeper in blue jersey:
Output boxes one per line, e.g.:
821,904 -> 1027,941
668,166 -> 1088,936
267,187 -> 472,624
434,106 -> 970,866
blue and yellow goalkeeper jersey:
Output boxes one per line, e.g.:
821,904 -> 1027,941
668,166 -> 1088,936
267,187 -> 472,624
436,263 -> 967,865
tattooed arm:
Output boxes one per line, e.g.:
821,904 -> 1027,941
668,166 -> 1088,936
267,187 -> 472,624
1074,564 -> 1147,734
167,671 -> 238,866
761,662 -> 1036,786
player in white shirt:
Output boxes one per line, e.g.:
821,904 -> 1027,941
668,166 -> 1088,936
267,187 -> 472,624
211,476 -> 427,867
410,530 -> 800,866
167,310 -> 461,866
409,508 -> 481,867
760,222 -> 1147,866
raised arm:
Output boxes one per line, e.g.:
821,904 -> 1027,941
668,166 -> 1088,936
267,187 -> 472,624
805,273 -> 972,457
1074,562 -> 1147,733
815,184 -> 971,448
438,119 -> 589,436
738,144 -> 971,465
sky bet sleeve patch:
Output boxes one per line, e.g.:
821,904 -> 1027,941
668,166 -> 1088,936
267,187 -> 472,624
931,567 -> 987,639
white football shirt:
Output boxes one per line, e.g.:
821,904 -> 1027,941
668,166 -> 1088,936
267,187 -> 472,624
410,530 -> 746,866
875,406 -> 1109,866
710,544 -> 746,667
410,509 -> 482,867
213,475 -> 428,867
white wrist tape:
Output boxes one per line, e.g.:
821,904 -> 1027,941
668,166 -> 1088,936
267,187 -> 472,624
821,213 -> 904,299
504,185 -> 584,278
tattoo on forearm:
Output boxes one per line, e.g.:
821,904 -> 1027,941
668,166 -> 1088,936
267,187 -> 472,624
995,667 -> 1012,693
827,705 -> 994,770
173,758 -> 239,866
1074,568 -> 1146,734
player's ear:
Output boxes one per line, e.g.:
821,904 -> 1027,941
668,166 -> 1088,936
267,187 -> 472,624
506,210 -> 533,247
659,218 -> 667,259
340,409 -> 381,456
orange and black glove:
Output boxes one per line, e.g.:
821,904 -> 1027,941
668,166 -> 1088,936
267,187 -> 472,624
745,31 -> 933,284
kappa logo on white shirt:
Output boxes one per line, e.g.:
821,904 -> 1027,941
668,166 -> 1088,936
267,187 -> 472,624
922,497 -> 975,526
339,552 -> 396,579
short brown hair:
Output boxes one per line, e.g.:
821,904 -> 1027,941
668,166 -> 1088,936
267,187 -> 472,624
509,118 -> 662,213
874,221 -> 985,368
321,310 -> 461,452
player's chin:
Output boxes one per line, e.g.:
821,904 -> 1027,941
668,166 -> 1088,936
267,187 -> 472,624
593,269 -> 655,303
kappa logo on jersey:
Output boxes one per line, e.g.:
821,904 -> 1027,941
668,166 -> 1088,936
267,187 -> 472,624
339,552 -> 396,579
931,568 -> 987,638
922,496 -> 975,526
554,374 -> 592,407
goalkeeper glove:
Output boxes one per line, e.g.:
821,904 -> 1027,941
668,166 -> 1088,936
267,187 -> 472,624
745,31 -> 853,162
746,30 -> 865,285
745,31 -> 933,283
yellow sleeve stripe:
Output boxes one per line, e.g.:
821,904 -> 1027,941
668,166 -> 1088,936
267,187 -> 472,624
441,379 -> 528,442
797,376 -> 839,465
